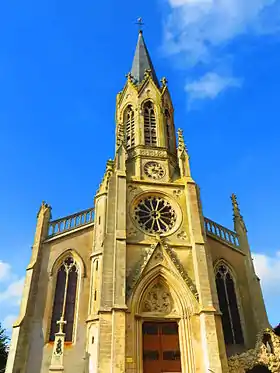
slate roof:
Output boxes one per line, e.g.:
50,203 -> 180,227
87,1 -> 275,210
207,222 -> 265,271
131,31 -> 159,87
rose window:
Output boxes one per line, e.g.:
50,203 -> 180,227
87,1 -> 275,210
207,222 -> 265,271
144,162 -> 165,180
134,196 -> 176,234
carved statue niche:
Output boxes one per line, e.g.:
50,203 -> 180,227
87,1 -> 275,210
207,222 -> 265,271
141,281 -> 173,314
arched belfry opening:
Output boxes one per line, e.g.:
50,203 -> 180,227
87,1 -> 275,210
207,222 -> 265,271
143,100 -> 157,146
123,105 -> 135,149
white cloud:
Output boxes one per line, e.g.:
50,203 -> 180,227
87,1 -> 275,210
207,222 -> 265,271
0,278 -> 24,304
162,0 -> 280,102
185,72 -> 242,101
0,261 -> 12,282
253,251 -> 280,292
252,251 -> 280,326
0,259 -> 25,332
3,314 -> 17,330
164,0 -> 279,63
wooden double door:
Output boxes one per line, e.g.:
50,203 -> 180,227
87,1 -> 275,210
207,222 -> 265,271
142,321 -> 181,373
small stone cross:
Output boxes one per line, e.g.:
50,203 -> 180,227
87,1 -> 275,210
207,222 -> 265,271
57,317 -> 67,334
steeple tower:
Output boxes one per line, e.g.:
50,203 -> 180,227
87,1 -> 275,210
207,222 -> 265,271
116,30 -> 178,181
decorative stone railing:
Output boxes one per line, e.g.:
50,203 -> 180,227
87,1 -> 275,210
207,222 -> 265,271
48,208 -> 94,237
204,217 -> 240,248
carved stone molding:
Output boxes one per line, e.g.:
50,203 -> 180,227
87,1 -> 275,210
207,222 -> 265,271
127,184 -> 138,197
164,244 -> 199,301
127,227 -> 137,238
141,282 -> 172,313
177,231 -> 188,241
173,189 -> 182,198
154,249 -> 164,262
126,246 -> 155,299
126,241 -> 199,302
140,149 -> 166,158
228,328 -> 280,373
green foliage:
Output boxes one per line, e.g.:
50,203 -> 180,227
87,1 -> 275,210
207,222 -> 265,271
0,323 -> 9,373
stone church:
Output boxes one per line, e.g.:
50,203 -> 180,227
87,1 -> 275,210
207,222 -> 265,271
5,31 -> 280,373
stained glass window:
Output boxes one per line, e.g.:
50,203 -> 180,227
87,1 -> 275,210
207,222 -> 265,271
215,263 -> 244,345
49,256 -> 78,342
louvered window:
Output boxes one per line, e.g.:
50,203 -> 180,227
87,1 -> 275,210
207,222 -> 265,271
49,256 -> 78,342
165,109 -> 172,151
124,105 -> 135,149
144,101 -> 157,146
215,264 -> 244,345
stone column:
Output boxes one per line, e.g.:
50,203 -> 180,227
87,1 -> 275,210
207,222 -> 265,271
5,201 -> 51,373
185,182 -> 228,373
49,318 -> 67,372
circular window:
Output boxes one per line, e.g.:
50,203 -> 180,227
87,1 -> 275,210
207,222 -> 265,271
134,196 -> 176,234
144,161 -> 165,180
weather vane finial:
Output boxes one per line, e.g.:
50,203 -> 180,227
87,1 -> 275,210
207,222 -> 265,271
136,17 -> 144,32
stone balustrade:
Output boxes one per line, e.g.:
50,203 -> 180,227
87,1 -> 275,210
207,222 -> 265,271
47,206 -> 238,248
204,217 -> 240,248
48,208 -> 94,237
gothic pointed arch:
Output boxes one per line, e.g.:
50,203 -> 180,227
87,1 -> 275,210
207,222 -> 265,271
214,259 -> 244,346
129,264 -> 197,373
50,248 -> 86,278
143,100 -> 157,146
123,104 -> 135,149
49,250 -> 84,343
130,264 -> 197,318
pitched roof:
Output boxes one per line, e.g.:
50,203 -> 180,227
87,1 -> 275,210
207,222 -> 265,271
130,31 -> 159,87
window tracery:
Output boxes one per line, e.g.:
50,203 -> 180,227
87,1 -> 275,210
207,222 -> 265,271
124,105 -> 135,149
215,263 -> 244,345
144,101 -> 157,146
49,256 -> 78,342
134,196 -> 176,234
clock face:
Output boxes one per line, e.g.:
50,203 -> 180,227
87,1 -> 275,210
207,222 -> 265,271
144,161 -> 165,180
134,196 -> 176,234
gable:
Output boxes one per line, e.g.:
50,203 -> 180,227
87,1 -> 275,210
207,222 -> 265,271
126,240 -> 199,301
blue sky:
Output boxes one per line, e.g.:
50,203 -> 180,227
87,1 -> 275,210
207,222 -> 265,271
0,0 -> 280,332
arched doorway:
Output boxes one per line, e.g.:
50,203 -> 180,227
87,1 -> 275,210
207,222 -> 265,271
130,265 -> 198,373
246,365 -> 271,373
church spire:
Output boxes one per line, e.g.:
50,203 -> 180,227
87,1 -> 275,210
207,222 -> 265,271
130,30 -> 159,87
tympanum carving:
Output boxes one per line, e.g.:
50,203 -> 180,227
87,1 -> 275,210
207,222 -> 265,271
141,282 -> 172,313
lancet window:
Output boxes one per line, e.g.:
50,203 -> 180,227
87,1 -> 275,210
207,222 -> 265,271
144,101 -> 157,146
215,263 -> 244,345
49,256 -> 78,342
124,105 -> 135,149
165,109 -> 172,151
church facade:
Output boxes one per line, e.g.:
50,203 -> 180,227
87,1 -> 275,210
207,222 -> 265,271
5,31 -> 280,373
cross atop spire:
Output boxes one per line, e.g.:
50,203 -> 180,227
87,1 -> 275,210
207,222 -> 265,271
135,17 -> 144,32
130,27 -> 159,87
